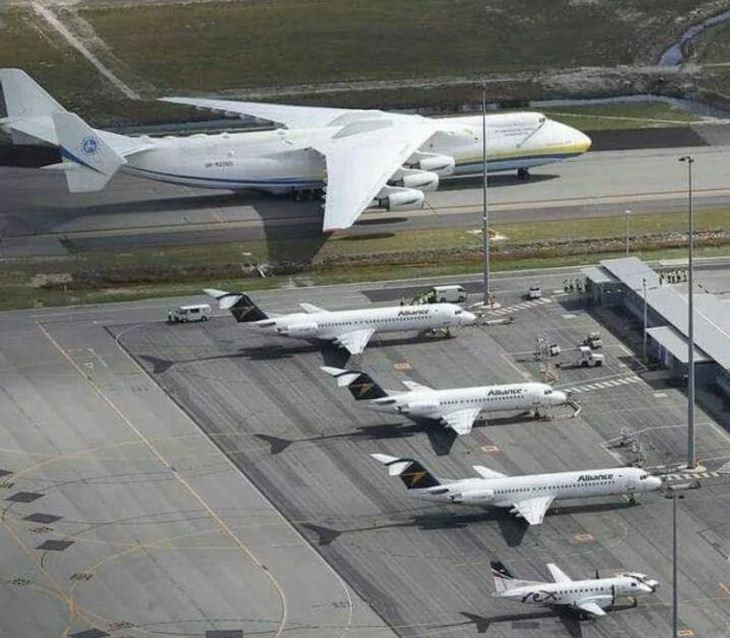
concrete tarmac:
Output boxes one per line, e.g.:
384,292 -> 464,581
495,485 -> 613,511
2,144 -> 730,256
0,305 -> 396,637
106,267 -> 730,637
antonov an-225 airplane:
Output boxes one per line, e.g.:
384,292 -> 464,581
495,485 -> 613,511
491,560 -> 659,617
0,69 -> 591,231
322,367 -> 572,434
205,289 -> 476,355
371,454 -> 663,524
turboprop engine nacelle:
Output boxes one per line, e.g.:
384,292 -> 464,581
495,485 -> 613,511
282,322 -> 319,338
449,489 -> 494,504
375,186 -> 425,211
401,400 -> 440,417
408,152 -> 456,176
391,168 -> 439,192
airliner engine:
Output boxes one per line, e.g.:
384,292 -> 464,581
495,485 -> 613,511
281,322 -> 318,337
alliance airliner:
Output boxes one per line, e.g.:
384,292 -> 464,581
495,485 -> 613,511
205,289 -> 476,355
322,367 -> 573,434
371,454 -> 662,524
0,69 -> 592,231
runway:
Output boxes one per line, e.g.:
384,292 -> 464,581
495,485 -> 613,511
2,143 -> 730,257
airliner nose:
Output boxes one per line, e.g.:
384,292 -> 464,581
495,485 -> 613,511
648,476 -> 663,491
460,310 -> 478,325
553,390 -> 569,405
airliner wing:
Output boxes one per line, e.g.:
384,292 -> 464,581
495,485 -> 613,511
573,600 -> 607,617
546,563 -> 572,584
334,328 -> 375,355
441,408 -> 481,435
472,465 -> 507,479
300,302 -> 326,314
160,97 -> 379,129
313,122 -> 435,231
401,380 -> 433,392
511,495 -> 555,525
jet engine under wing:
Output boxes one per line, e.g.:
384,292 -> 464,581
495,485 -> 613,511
334,328 -> 375,355
441,407 -> 481,435
313,122 -> 436,231
511,495 -> 555,525
573,600 -> 607,617
160,97 -> 378,129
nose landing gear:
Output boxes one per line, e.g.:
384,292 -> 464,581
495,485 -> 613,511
517,168 -> 531,180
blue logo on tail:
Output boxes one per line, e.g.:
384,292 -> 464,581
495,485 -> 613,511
81,136 -> 99,156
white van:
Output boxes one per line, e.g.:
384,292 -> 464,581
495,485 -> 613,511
167,304 -> 211,323
431,285 -> 467,303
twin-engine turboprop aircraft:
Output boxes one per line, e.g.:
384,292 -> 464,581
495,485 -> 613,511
322,367 -> 573,434
205,289 -> 476,355
371,454 -> 663,524
491,560 -> 659,617
0,68 -> 591,231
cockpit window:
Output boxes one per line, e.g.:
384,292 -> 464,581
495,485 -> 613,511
544,389 -> 552,395
455,310 -> 462,315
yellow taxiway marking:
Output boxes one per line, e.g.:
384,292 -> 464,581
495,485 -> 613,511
719,582 -> 730,597
393,362 -> 412,370
36,322 -> 289,637
480,445 -> 499,453
678,630 -> 695,637
574,533 -> 595,543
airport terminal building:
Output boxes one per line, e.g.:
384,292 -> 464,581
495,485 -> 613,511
584,257 -> 730,398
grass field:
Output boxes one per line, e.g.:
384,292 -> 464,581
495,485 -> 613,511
0,8 -> 206,126
2,210 -> 728,310
542,101 -> 701,131
78,0 -> 713,92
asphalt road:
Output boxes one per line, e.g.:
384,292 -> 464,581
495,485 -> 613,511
2,143 -> 730,257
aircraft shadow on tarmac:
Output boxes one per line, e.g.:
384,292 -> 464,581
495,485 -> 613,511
138,340 -> 351,372
456,600 -> 640,637
253,411 -> 551,458
438,172 -> 558,191
302,498 -> 638,549
303,509 -> 530,547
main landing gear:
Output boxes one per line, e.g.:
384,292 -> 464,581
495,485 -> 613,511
517,168 -> 531,180
291,188 -> 323,201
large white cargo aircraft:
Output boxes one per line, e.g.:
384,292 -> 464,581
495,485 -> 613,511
322,367 -> 572,434
491,560 -> 659,617
371,454 -> 662,524
0,69 -> 591,231
205,289 -> 476,355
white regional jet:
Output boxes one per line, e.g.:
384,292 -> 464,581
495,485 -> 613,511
205,289 -> 476,355
0,69 -> 591,231
370,454 -> 663,524
490,560 -> 659,617
322,367 -> 572,434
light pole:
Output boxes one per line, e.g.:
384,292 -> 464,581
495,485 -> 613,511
679,155 -> 696,469
624,208 -> 632,256
642,277 -> 648,361
482,85 -> 490,306
664,480 -> 701,638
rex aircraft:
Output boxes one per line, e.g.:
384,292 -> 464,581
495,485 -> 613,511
205,289 -> 476,355
371,454 -> 662,524
0,69 -> 591,232
491,560 -> 659,617
322,367 -> 574,434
